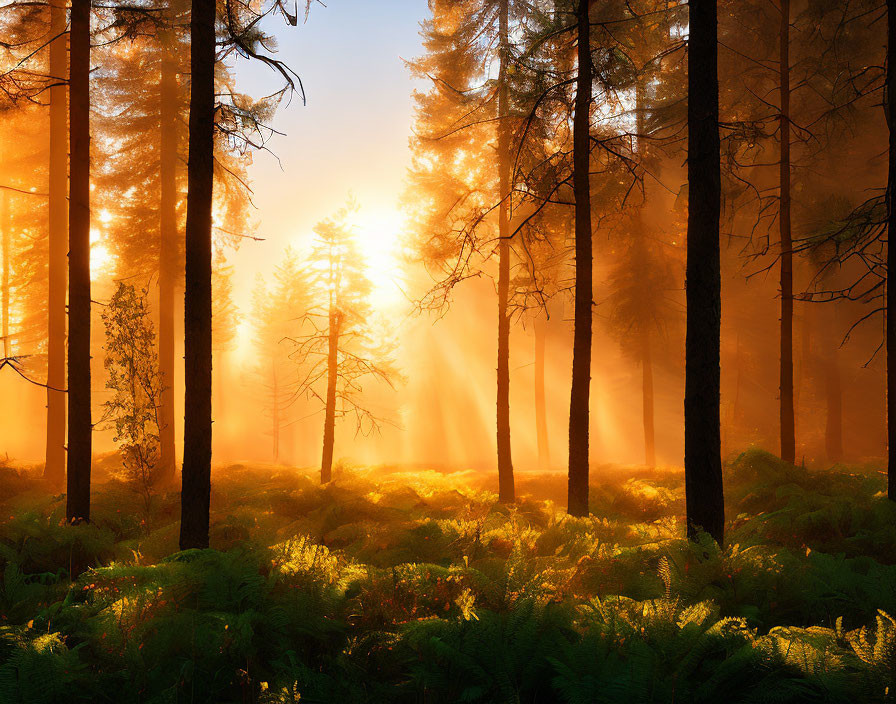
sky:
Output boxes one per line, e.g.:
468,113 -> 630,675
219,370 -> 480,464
216,1 -> 594,471
0,0 -> 890,476
2,0 -> 596,471
228,0 -> 430,320
2,0 -> 887,471
216,1 -> 690,470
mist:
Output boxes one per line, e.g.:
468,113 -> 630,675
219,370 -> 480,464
0,0 -> 894,700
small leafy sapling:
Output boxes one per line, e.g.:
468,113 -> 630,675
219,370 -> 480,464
101,283 -> 165,513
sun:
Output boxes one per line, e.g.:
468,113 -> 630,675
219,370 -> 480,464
351,208 -> 407,310
89,210 -> 117,279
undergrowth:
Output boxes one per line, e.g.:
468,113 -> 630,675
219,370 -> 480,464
0,448 -> 893,702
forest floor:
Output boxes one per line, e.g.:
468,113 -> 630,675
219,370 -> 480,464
0,449 -> 894,703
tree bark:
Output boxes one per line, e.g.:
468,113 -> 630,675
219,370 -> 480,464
180,0 -> 215,550
2,186 -> 9,361
44,0 -> 67,489
684,0 -> 724,544
272,358 -> 280,463
642,332 -> 656,467
534,314 -> 550,470
779,0 -> 795,465
320,305 -> 339,484
634,77 -> 655,469
888,0 -> 895,501
824,348 -> 843,463
157,25 -> 179,486
496,0 -> 515,503
214,349 -> 225,431
66,0 -> 92,524
795,298 -> 812,418
567,0 -> 593,517
732,330 -> 743,427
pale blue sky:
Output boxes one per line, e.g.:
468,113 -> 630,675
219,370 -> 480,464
230,0 -> 430,304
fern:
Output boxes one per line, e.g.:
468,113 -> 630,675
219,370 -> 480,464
0,627 -> 92,703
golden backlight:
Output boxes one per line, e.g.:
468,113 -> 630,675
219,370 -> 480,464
351,208 -> 407,311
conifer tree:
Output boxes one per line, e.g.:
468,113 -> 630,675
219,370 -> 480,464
408,0 -> 532,502
180,0 -> 216,549
778,0 -> 795,465
212,248 -> 240,424
0,2 -> 65,484
0,108 -> 50,376
888,0 -> 895,500
158,6 -> 183,483
45,0 -> 67,488
685,0 -> 725,544
179,0 -> 301,549
566,0 -> 593,517
250,250 -> 306,462
66,0 -> 92,524
718,0 -> 883,465
292,204 -> 397,484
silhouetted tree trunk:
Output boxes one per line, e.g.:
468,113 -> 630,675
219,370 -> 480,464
795,301 -> 811,416
684,0 -> 724,544
732,330 -> 743,428
824,349 -> 843,462
634,78 -> 655,469
2,186 -> 8,360
642,332 -> 656,467
534,314 -> 550,470
496,0 -> 515,502
811,280 -> 843,463
44,0 -> 67,488
158,25 -> 179,486
568,0 -> 593,517
214,349 -> 225,430
180,0 -> 215,550
272,358 -> 280,462
779,0 -> 795,465
888,0 -> 895,501
321,305 -> 339,484
66,0 -> 92,524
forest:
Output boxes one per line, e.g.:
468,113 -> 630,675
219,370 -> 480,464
0,0 -> 895,701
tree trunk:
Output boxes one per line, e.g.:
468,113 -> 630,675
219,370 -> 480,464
824,348 -> 843,463
157,25 -> 179,486
320,306 -> 338,484
796,298 -> 812,418
732,330 -> 744,427
495,0 -> 515,503
888,0 -> 895,501
272,358 -> 280,463
66,0 -> 92,524
642,332 -> 656,467
214,349 -> 225,427
684,0 -> 724,544
179,0 -> 215,550
567,0 -> 593,517
534,314 -> 550,470
634,77 -> 655,469
779,0 -> 796,464
2,187 -> 9,361
725,329 -> 744,456
44,0 -> 67,488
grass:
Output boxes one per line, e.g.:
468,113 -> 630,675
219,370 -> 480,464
0,448 -> 894,702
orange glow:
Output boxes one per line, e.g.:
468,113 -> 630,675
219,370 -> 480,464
89,230 -> 114,280
352,208 -> 407,311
